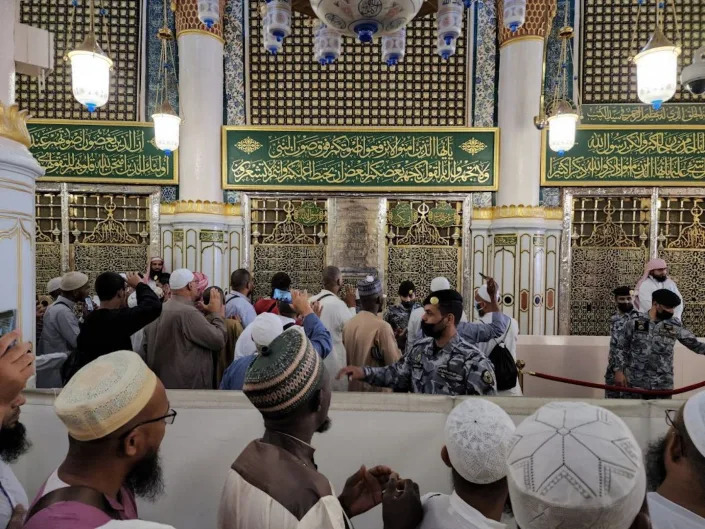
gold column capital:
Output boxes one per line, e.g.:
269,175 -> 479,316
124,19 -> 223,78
473,205 -> 562,220
497,0 -> 557,49
175,0 -> 226,42
160,199 -> 241,216
0,103 -> 31,148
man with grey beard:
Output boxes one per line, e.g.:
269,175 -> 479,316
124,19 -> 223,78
646,390 -> 705,529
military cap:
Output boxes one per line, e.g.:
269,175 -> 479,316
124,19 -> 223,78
652,289 -> 681,308
423,289 -> 463,307
612,286 -> 632,297
398,280 -> 415,297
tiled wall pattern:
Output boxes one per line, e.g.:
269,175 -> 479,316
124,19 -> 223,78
224,0 -> 246,125
16,0 -> 141,121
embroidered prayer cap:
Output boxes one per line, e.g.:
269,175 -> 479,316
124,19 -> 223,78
612,286 -> 632,297
684,390 -> 705,458
251,312 -> 284,351
445,399 -> 516,484
477,283 -> 500,303
358,275 -> 382,297
652,289 -> 681,308
398,280 -> 415,297
244,325 -> 324,420
169,268 -> 194,290
47,277 -> 62,294
98,522 -> 176,529
506,401 -> 646,529
60,272 -> 89,292
54,351 -> 158,441
430,277 -> 451,292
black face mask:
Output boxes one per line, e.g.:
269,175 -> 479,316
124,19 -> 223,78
645,435 -> 667,491
401,300 -> 415,309
656,310 -> 674,321
617,303 -> 633,313
421,318 -> 447,340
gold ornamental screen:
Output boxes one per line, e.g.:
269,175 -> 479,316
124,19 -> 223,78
569,196 -> 651,335
250,198 -> 328,299
35,191 -> 64,295
385,199 -> 463,302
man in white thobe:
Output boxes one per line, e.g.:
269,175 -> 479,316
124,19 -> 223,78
635,258 -> 684,321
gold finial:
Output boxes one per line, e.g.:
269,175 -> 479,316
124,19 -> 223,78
0,103 -> 32,148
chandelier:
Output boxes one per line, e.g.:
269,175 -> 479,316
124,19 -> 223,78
152,0 -> 181,155
65,0 -> 113,112
535,1 -> 581,156
260,0 -> 527,64
631,0 -> 682,110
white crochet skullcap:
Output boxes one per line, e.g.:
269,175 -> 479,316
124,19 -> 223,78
55,351 -> 157,441
430,277 -> 451,292
685,389 -> 705,458
477,283 -> 500,303
251,312 -> 284,349
98,522 -> 175,529
60,271 -> 89,291
170,268 -> 194,290
445,399 -> 515,484
506,401 -> 646,529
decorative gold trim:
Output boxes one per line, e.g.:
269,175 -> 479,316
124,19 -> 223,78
176,29 -> 225,44
472,205 -> 563,220
221,126 -> 501,192
0,103 -> 31,148
160,200 -> 241,216
499,35 -> 546,49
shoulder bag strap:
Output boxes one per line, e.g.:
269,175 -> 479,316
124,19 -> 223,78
26,486 -> 118,523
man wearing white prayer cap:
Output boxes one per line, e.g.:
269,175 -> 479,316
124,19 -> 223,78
38,271 -> 90,356
406,277 -> 469,353
646,390 -> 705,529
506,401 -> 649,529
24,351 -> 175,529
47,277 -> 62,299
475,282 -> 521,396
418,399 -> 516,529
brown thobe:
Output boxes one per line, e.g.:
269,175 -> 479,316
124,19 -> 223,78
342,310 -> 401,392
142,295 -> 226,389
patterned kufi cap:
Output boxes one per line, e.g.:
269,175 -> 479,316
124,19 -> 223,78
60,271 -> 89,292
445,399 -> 515,484
54,351 -> 158,441
244,325 -> 324,419
506,401 -> 646,529
358,275 -> 382,297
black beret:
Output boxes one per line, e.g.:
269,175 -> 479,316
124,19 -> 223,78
398,280 -> 415,297
423,289 -> 463,307
612,286 -> 632,297
652,289 -> 681,308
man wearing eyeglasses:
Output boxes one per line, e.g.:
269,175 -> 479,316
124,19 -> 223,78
646,391 -> 705,529
24,351 -> 177,529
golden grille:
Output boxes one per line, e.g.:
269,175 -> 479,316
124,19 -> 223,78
250,198 -> 328,299
35,192 -> 63,295
581,0 -> 704,104
16,0 -> 141,120
569,196 -> 651,335
386,199 -> 463,301
248,4 -> 467,126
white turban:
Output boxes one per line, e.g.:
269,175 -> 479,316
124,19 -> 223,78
55,351 -> 157,441
430,277 -> 451,292
685,389 -> 705,458
251,313 -> 284,350
477,283 -> 500,303
506,401 -> 646,529
445,399 -> 515,484
170,268 -> 194,290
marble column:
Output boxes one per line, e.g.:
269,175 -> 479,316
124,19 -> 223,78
160,0 -> 244,284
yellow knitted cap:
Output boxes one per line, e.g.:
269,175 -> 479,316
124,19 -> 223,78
54,351 -> 157,441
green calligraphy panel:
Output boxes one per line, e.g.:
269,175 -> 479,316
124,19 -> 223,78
582,104 -> 705,126
542,125 -> 705,186
222,127 -> 498,192
29,120 -> 178,184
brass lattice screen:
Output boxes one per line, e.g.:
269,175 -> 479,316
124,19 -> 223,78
659,197 -> 705,336
16,0 -> 141,121
248,3 -> 467,126
581,0 -> 704,104
35,192 -> 64,295
569,196 -> 651,335
250,198 -> 328,299
386,199 -> 463,301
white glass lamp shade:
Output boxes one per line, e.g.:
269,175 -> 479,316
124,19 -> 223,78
436,33 -> 456,60
311,0 -> 422,42
503,0 -> 527,32
635,45 -> 679,110
548,110 -> 579,156
313,23 -> 342,64
437,0 -> 464,46
264,0 -> 292,42
68,49 -> 112,113
152,109 -> 181,155
198,0 -> 220,28
381,27 -> 405,66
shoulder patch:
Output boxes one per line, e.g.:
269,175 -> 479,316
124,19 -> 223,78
482,370 -> 494,386
635,320 -> 649,332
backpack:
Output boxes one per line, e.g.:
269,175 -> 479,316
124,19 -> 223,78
488,324 -> 518,391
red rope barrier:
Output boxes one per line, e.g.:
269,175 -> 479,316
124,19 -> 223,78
523,371 -> 705,396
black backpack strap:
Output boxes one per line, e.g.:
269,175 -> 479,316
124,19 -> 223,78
317,294 -> 334,301
283,322 -> 296,330
26,486 -> 118,523
266,300 -> 278,313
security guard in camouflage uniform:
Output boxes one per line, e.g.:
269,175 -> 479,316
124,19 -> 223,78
605,286 -> 638,398
337,288 -> 500,395
613,289 -> 705,399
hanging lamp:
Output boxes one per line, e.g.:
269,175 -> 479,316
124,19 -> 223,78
197,0 -> 220,28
